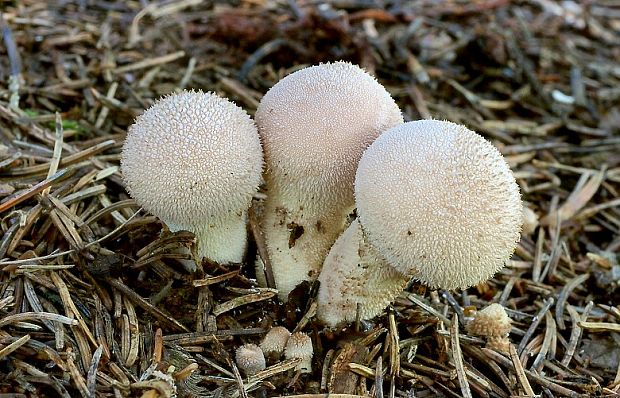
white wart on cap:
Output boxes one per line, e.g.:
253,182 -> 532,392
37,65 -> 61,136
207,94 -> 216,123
121,90 -> 263,264
317,120 -> 522,326
255,61 -> 403,299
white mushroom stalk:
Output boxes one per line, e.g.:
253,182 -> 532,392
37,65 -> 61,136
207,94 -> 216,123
317,220 -> 410,326
255,61 -> 403,299
121,90 -> 263,264
317,120 -> 522,327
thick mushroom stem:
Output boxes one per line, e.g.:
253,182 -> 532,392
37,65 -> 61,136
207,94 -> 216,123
317,220 -> 410,327
260,183 -> 353,299
167,211 -> 249,264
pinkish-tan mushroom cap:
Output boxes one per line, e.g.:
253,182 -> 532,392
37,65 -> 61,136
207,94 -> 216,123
260,326 -> 291,355
466,303 -> 512,338
284,332 -> 313,373
255,61 -> 403,202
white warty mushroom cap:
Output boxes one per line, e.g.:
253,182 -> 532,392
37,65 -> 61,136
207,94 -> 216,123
466,303 -> 512,338
235,344 -> 266,376
260,326 -> 291,355
255,60 -> 403,203
121,90 -> 263,236
355,120 -> 522,290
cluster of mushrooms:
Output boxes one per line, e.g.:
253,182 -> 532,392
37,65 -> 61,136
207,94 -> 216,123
236,326 -> 312,377
121,61 -> 523,329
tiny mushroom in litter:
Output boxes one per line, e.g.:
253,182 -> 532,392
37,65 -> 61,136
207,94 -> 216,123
121,90 -> 263,265
235,344 -> 266,376
317,120 -> 523,327
255,61 -> 403,299
260,326 -> 290,361
466,303 -> 512,353
284,332 -> 313,373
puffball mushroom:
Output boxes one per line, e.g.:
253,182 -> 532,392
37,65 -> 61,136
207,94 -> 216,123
466,303 -> 512,353
317,120 -> 522,327
235,344 -> 266,376
260,326 -> 290,359
284,332 -> 313,373
121,90 -> 263,264
255,61 -> 403,299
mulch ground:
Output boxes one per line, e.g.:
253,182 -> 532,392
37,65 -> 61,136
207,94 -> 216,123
1,1 -> 619,397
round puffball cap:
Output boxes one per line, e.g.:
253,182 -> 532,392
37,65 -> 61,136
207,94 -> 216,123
260,326 -> 291,355
121,90 -> 263,228
466,303 -> 512,338
235,344 -> 266,376
255,61 -> 403,197
355,120 -> 522,290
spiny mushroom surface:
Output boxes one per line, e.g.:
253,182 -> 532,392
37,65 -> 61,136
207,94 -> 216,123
255,61 -> 403,299
260,326 -> 290,358
466,303 -> 512,337
121,90 -> 263,264
317,120 -> 522,327
235,344 -> 266,376
466,303 -> 512,353
284,332 -> 313,373
356,120 -> 522,287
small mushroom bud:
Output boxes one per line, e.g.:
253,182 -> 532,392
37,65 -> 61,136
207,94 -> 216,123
317,120 -> 522,327
466,303 -> 512,353
260,326 -> 290,361
235,344 -> 266,376
284,332 -> 313,373
121,90 -> 263,265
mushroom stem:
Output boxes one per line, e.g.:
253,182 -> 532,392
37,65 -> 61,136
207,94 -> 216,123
168,211 -> 248,264
317,220 -> 411,327
261,181 -> 352,299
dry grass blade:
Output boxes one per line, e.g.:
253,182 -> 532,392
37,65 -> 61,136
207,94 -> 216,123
0,312 -> 78,327
450,314 -> 472,398
212,288 -> 278,316
0,334 -> 30,359
509,344 -> 535,396
0,168 -> 72,213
